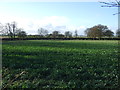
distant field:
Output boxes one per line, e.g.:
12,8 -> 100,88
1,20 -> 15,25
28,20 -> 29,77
2,40 -> 118,88
0,36 -> 9,38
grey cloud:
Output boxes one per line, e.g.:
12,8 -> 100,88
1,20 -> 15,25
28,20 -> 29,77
42,24 -> 67,33
28,23 -> 34,28
55,26 -> 67,30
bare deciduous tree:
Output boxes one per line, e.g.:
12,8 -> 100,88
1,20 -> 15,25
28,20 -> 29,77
0,23 -> 5,35
17,31 -> 27,38
65,31 -> 72,38
74,30 -> 78,37
5,21 -> 18,38
38,28 -> 48,37
116,28 -> 120,37
99,0 -> 120,15
52,31 -> 60,38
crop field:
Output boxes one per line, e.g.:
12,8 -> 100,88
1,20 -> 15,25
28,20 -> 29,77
2,40 -> 118,88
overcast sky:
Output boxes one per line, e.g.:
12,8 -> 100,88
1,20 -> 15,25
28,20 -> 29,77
0,0 -> 118,35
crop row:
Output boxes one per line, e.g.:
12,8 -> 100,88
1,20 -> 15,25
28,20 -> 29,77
2,40 -> 118,88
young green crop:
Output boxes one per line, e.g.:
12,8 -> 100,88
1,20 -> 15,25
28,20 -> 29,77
2,40 -> 118,88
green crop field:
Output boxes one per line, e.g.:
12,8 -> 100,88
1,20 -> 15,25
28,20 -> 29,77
2,40 -> 118,88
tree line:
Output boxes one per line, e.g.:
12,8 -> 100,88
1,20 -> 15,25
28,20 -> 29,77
0,21 -> 120,39
0,22 -> 27,39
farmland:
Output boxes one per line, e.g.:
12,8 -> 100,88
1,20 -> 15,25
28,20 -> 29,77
2,40 -> 118,88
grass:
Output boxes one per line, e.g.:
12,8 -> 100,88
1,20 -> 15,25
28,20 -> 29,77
2,40 -> 118,88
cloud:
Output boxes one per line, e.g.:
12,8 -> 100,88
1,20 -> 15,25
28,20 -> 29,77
39,16 -> 70,26
43,24 -> 67,33
42,24 -> 86,35
65,25 -> 86,35
0,15 -> 86,35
